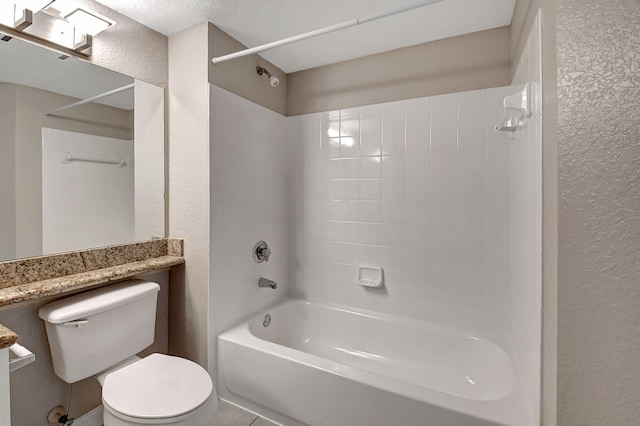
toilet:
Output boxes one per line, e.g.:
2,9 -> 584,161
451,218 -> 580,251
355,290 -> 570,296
38,279 -> 217,425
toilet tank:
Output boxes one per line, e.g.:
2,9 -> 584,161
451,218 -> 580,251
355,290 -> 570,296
38,279 -> 160,383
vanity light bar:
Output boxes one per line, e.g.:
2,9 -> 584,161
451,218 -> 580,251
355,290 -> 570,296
13,8 -> 33,31
0,1 -> 116,56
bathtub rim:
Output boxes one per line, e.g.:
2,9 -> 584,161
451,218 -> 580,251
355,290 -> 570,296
246,297 -> 509,348
218,297 -> 528,426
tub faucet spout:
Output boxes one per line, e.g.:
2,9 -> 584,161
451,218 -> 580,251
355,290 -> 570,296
259,277 -> 278,289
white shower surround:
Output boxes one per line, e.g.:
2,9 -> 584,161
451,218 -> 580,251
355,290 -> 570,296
210,71 -> 541,424
510,11 -> 543,425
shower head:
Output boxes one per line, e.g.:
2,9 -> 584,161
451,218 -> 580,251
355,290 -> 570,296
256,66 -> 280,87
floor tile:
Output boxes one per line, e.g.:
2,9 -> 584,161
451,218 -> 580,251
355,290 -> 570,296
250,416 -> 280,426
212,400 -> 258,426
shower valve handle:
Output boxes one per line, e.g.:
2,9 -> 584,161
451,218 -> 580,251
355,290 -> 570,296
253,241 -> 271,263
259,247 -> 271,259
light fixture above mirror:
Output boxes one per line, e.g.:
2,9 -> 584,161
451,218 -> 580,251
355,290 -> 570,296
64,8 -> 113,36
0,0 -> 115,55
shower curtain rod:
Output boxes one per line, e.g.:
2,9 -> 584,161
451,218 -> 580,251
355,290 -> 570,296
211,0 -> 446,65
45,83 -> 135,116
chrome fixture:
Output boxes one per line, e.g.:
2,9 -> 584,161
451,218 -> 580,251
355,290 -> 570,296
253,240 -> 271,263
258,277 -> 278,289
256,66 -> 280,87
0,0 -> 116,56
263,314 -> 271,327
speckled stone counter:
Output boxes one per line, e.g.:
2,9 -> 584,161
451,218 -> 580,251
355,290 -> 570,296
0,325 -> 18,349
0,238 -> 185,347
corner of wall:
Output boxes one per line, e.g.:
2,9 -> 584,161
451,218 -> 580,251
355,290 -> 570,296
510,0 -> 533,74
207,24 -> 288,116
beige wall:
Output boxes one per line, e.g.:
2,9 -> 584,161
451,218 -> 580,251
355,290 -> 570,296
556,1 -> 640,425
511,2 -> 558,425
0,271 -> 169,424
167,23 -> 289,370
287,26 -> 511,115
208,24 -> 288,115
80,0 -> 168,87
8,84 -> 133,260
167,23 -> 210,368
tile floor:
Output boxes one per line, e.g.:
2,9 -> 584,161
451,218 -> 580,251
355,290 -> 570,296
212,400 -> 279,426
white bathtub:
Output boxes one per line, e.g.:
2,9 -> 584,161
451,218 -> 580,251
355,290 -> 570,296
218,300 -> 529,426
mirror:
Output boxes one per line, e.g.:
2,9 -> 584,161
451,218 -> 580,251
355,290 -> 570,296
0,33 -> 165,262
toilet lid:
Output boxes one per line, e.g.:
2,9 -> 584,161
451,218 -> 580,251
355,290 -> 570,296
102,353 -> 213,419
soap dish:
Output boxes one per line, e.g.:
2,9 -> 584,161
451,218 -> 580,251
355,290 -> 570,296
358,266 -> 384,288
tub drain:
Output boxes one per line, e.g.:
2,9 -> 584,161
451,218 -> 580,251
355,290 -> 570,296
263,314 -> 271,327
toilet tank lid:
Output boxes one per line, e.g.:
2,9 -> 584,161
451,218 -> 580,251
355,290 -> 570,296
38,280 -> 160,324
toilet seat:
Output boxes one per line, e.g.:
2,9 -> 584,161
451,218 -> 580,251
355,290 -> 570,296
102,353 -> 213,423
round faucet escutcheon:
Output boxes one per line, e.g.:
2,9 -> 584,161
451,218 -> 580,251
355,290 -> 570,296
253,241 -> 271,263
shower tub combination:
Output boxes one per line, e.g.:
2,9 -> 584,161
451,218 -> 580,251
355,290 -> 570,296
218,300 -> 530,426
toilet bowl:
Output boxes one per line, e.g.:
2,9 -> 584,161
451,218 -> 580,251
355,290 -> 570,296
38,280 -> 217,425
100,354 -> 217,425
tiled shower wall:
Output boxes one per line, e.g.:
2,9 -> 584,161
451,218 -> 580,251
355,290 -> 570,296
290,86 -> 520,342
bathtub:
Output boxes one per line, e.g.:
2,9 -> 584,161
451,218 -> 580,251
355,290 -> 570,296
218,300 -> 529,426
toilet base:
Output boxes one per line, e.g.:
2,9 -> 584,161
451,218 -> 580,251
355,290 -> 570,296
104,394 -> 218,426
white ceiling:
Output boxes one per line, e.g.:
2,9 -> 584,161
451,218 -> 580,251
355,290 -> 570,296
95,0 -> 516,73
0,33 -> 134,110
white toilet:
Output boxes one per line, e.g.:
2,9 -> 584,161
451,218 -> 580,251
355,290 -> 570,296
38,279 -> 217,425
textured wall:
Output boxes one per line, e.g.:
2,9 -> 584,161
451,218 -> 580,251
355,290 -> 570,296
557,1 -> 640,425
167,23 -> 211,368
83,0 -> 168,86
288,27 -> 511,115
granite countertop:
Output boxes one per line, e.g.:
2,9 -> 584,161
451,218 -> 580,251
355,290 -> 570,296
0,255 -> 184,309
0,325 -> 18,349
0,238 -> 184,349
